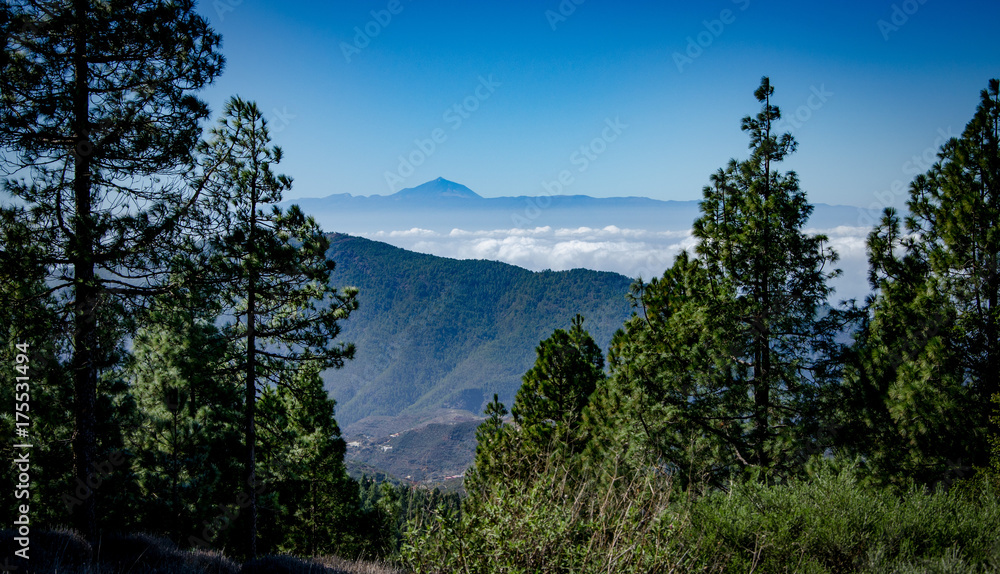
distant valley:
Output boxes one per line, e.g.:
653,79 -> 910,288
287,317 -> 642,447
344,409 -> 480,488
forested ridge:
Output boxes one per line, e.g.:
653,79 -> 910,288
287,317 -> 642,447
1,2 -> 1000,573
322,233 -> 632,427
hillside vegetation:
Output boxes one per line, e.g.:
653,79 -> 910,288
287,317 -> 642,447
321,233 -> 633,427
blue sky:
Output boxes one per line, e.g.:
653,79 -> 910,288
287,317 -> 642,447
198,0 -> 998,209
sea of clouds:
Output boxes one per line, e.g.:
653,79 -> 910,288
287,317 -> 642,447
359,224 -> 873,304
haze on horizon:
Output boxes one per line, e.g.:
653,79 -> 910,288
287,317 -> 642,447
293,177 -> 873,304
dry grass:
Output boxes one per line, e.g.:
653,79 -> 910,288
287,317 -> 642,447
240,554 -> 334,573
0,530 -> 404,574
0,527 -> 92,572
316,556 -> 407,574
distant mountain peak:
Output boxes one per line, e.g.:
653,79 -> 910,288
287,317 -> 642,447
392,178 -> 482,200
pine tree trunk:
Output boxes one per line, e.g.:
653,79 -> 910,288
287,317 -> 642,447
244,197 -> 259,559
986,242 -> 999,452
70,0 -> 98,543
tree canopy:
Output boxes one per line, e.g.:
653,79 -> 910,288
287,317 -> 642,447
1,0 -> 224,539
841,79 -> 1000,484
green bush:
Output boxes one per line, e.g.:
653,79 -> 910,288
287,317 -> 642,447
401,462 -> 716,574
403,457 -> 1000,573
684,461 -> 1000,573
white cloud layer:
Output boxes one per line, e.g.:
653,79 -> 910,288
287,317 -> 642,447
360,225 -> 874,303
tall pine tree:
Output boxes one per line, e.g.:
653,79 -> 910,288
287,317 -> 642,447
512,314 -> 604,457
605,77 -> 845,485
199,96 -> 358,558
256,364 -> 363,557
0,0 -> 224,539
469,316 -> 603,491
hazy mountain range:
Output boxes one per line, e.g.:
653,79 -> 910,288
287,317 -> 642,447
293,177 -> 869,234
293,178 -> 874,303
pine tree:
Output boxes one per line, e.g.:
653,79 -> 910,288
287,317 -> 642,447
479,394 -> 509,445
0,0 -> 224,539
844,79 -> 1000,483
603,252 -> 737,486
199,97 -> 358,557
256,364 -> 362,557
125,284 -> 243,545
512,314 -> 604,457
606,78 -> 845,485
466,394 -> 513,495
470,316 -> 604,491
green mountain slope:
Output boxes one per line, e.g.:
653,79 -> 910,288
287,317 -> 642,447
322,233 -> 634,428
